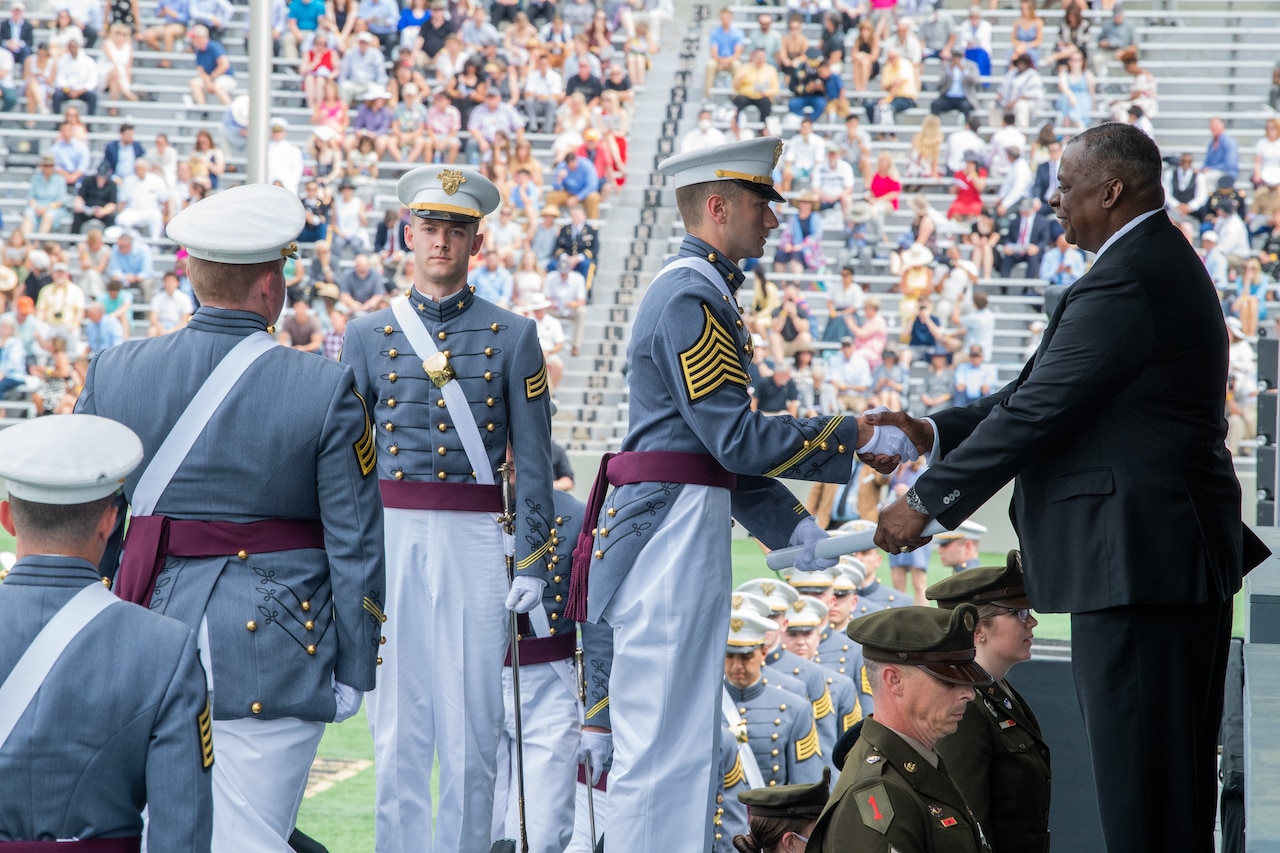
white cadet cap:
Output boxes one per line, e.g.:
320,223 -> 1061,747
726,610 -> 780,653
934,519 -> 988,542
786,596 -> 829,630
786,566 -> 837,592
658,136 -> 786,203
737,577 -> 800,614
0,414 -> 142,505
833,556 -> 867,592
397,166 -> 501,223
731,589 -> 774,620
166,184 -> 305,264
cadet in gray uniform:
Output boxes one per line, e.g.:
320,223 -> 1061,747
563,137 -> 922,853
723,610 -> 825,789
77,185 -> 385,853
935,520 -> 988,574
816,558 -> 875,716
809,605 -> 994,853
0,415 -> 213,851
493,482 -> 613,853
782,596 -> 863,740
340,167 -> 556,853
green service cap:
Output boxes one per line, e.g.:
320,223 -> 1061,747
739,767 -> 831,818
926,550 -> 1032,610
848,603 -> 992,686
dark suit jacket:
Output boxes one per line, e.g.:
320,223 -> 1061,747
553,222 -> 599,262
1000,214 -> 1052,251
915,210 -> 1267,613
1031,159 -> 1058,205
0,19 -> 33,62
101,140 -> 146,175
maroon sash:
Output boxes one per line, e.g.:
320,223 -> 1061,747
576,764 -> 609,792
116,517 -> 326,606
379,479 -> 503,512
0,838 -> 141,852
564,451 -> 737,621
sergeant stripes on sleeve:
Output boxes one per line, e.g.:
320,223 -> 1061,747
679,304 -> 750,402
795,721 -> 821,762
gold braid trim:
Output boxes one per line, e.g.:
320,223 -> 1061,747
764,416 -> 845,478
723,753 -> 746,788
679,304 -> 750,402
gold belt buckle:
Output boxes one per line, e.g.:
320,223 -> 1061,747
423,352 -> 455,388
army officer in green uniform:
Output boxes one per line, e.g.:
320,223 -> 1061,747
809,604 -> 994,853
929,552 -> 1051,853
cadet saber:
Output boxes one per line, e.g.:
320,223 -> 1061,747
765,519 -> 949,571
574,648 -> 599,849
498,462 -> 530,853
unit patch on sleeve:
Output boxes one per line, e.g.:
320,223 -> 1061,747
351,385 -> 376,477
857,783 -> 895,834
679,303 -> 750,402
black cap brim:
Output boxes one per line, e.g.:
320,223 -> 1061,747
919,661 -> 993,686
737,179 -> 786,204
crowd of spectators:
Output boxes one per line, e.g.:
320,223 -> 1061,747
685,0 -> 1276,462
0,0 -> 680,415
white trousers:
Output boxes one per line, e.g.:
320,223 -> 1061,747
564,781 -> 607,853
211,717 -> 326,853
367,508 -> 508,853
492,663 -> 581,853
599,486 -> 732,853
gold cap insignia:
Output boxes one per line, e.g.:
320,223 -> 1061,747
732,594 -> 743,609
963,611 -> 976,631
438,169 -> 467,196
730,617 -> 744,632
772,141 -> 784,169
761,582 -> 774,596
791,600 -> 805,613
280,241 -> 298,259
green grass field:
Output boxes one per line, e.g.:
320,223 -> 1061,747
0,531 -> 1248,852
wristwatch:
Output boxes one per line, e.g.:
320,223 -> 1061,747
904,487 -> 929,516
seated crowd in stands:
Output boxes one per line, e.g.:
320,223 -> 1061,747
0,0 -> 673,415
684,0 -> 1273,462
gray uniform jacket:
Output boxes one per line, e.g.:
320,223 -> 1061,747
583,236 -> 864,622
0,557 -> 213,849
341,287 -> 555,574
713,723 -> 750,853
766,646 -> 837,765
816,626 -> 874,716
858,580 -> 911,610
78,307 -> 386,721
723,678 -> 825,787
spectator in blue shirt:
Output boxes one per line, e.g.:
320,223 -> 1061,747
139,0 -> 191,59
952,344 -> 999,406
1202,117 -> 1240,184
188,0 -> 232,38
467,249 -> 514,308
50,121 -> 91,187
107,232 -> 155,300
188,25 -> 236,109
546,151 -> 601,219
338,32 -> 388,103
704,7 -> 745,97
1040,232 -> 1086,286
357,0 -> 399,52
0,314 -> 27,397
82,301 -> 123,354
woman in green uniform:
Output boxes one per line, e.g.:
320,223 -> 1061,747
928,551 -> 1051,853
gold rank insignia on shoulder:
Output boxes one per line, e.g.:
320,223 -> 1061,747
438,169 -> 466,195
679,304 -> 750,403
350,385 -> 377,477
424,352 -> 456,388
525,362 -> 549,400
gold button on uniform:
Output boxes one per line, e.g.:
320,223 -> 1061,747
394,470 -> 404,480
380,635 -> 387,645
388,372 -> 397,383
438,423 -> 447,432
389,445 -> 399,455
376,656 -> 383,665
305,621 -> 314,631
484,371 -> 493,381
437,399 -> 446,408
491,323 -> 500,332
251,702 -> 263,714
387,397 -> 397,408
486,396 -> 495,407
301,600 -> 311,612
246,621 -> 257,632
484,347 -> 493,357
382,325 -> 393,335
438,471 -> 447,480
388,348 -> 398,358
437,331 -> 447,340
384,422 -> 394,431
238,550 -> 248,560
438,446 -> 447,456
306,645 -> 317,655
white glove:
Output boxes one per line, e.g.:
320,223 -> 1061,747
789,516 -> 838,572
505,575 -> 547,613
332,679 -> 363,723
577,729 -> 613,784
855,406 -> 921,462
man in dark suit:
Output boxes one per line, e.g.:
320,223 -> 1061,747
998,197 -> 1052,278
1030,137 -> 1062,212
0,3 -> 33,66
866,122 -> 1267,853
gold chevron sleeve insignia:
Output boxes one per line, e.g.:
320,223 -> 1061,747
363,597 -> 387,623
795,720 -> 821,762
764,416 -> 845,478
844,705 -> 863,732
351,385 -> 376,477
679,304 -> 750,403
198,697 -> 214,770
525,362 -> 549,400
586,696 -> 610,720
861,665 -> 873,696
813,686 -> 834,719
724,753 -> 746,788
